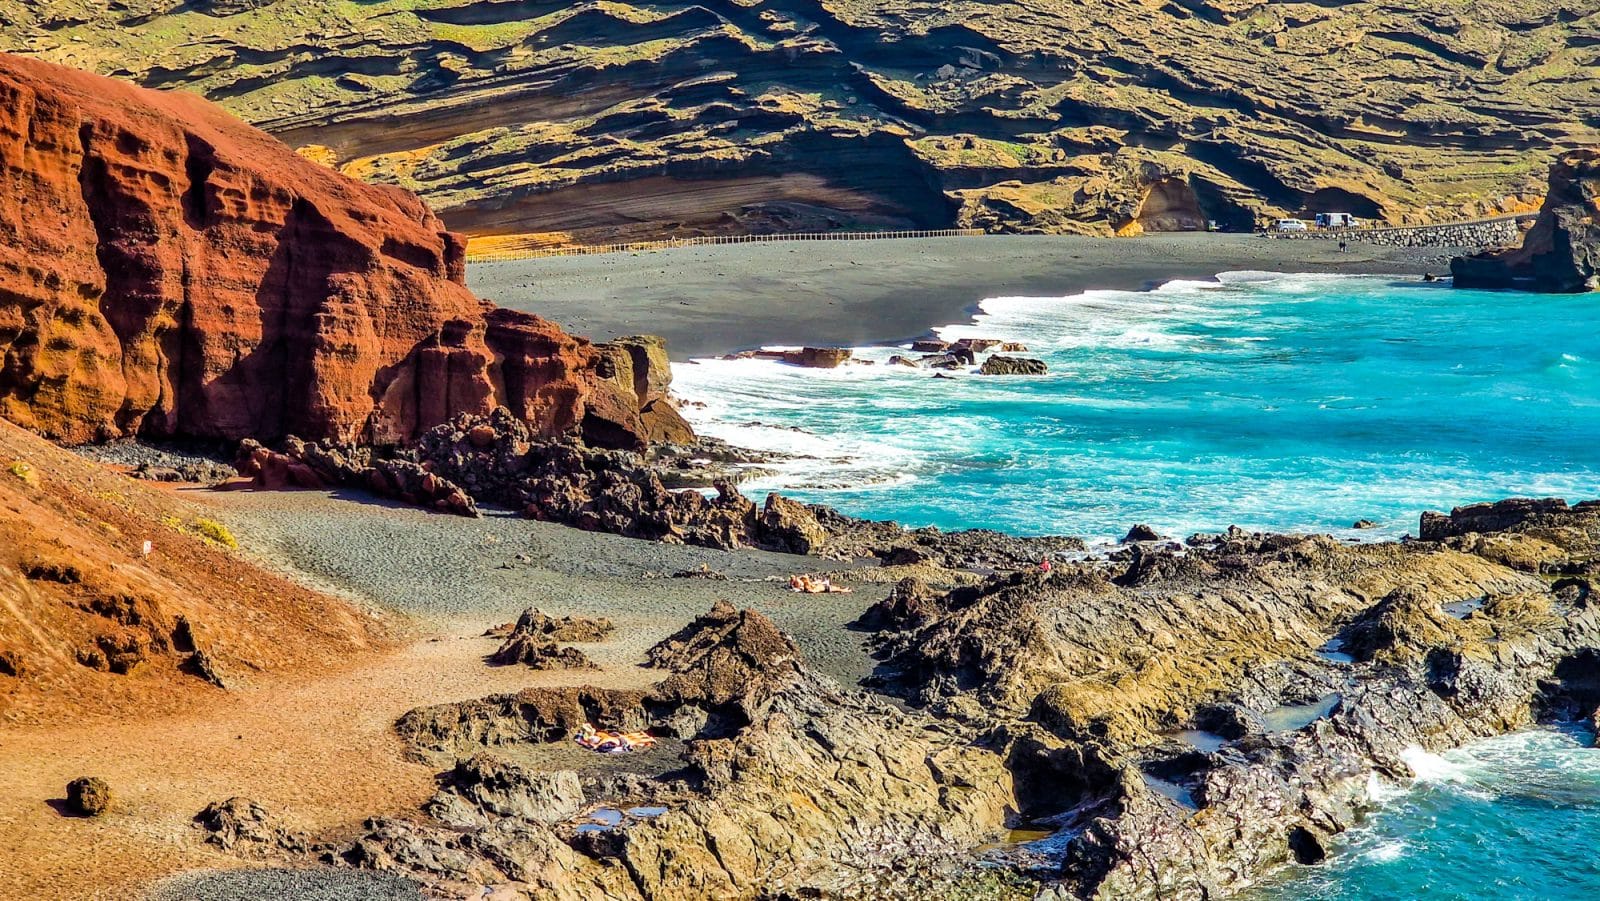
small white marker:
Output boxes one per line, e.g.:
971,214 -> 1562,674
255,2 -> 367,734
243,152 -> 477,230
141,540 -> 152,557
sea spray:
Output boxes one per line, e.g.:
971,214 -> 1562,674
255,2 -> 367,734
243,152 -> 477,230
672,273 -> 1600,540
1251,728 -> 1600,900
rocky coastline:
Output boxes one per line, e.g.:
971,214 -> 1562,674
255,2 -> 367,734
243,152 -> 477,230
190,401 -> 1600,900
3,46 -> 1598,901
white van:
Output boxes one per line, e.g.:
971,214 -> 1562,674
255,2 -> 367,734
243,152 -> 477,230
1275,219 -> 1309,232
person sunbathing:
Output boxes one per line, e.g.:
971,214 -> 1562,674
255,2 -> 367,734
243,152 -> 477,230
788,574 -> 852,594
574,722 -> 657,754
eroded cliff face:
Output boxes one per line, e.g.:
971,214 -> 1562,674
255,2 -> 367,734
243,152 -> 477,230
0,52 -> 687,447
1,0 -> 1586,244
1452,149 -> 1600,292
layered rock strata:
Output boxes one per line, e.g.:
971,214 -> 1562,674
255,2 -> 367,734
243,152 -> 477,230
0,53 -> 686,449
3,0 -> 1582,243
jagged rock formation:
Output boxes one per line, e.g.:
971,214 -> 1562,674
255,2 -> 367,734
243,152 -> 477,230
1452,150 -> 1600,292
0,52 -> 687,449
866,508 -> 1600,899
242,407 -> 1091,569
177,500 -> 1600,899
487,608 -> 612,669
3,0 -> 1586,246
340,603 -> 1018,898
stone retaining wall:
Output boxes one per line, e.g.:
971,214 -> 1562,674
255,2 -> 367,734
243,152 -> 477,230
1269,217 -> 1525,248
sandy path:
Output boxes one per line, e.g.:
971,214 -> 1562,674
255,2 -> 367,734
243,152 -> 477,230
0,628 -> 659,900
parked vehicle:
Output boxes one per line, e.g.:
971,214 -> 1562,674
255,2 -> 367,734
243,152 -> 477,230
1275,219 -> 1309,232
1315,212 -> 1357,228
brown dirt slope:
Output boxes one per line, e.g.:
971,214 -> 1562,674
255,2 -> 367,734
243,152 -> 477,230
0,415 -> 381,724
2,0 -> 1592,244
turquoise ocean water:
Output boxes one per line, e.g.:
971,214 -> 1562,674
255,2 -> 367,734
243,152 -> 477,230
672,271 -> 1598,542
671,271 -> 1600,898
1248,729 -> 1600,900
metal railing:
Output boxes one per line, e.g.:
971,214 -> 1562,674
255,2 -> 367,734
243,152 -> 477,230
465,228 -> 986,263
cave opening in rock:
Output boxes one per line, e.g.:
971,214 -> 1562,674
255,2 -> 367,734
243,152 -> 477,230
1537,648 -> 1600,722
1134,177 -> 1206,232
1288,826 -> 1327,865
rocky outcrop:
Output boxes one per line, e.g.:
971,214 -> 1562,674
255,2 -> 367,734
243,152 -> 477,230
194,798 -> 308,855
344,604 -> 1017,898
3,0 -> 1575,245
979,355 -> 1048,376
0,52 -> 685,450
1418,497 -> 1591,540
864,507 -> 1600,900
488,609 -> 611,670
1452,151 -> 1600,292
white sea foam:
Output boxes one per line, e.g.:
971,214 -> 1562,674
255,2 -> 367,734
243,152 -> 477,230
1363,841 -> 1408,863
1399,746 -> 1466,783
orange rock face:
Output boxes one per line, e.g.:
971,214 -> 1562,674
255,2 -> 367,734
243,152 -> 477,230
0,53 -> 683,448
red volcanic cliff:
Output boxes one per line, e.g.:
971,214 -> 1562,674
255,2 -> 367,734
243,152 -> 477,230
0,53 -> 687,448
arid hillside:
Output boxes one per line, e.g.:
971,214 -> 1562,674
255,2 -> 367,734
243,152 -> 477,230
0,416 -> 384,725
3,0 -> 1594,246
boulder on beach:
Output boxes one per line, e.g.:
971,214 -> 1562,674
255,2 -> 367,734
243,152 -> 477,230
65,777 -> 111,817
909,340 -> 950,352
979,355 -> 1048,375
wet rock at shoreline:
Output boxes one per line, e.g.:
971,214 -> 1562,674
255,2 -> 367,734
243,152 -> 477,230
1123,524 -> 1163,543
863,500 -> 1600,900
979,355 -> 1048,376
756,347 -> 853,368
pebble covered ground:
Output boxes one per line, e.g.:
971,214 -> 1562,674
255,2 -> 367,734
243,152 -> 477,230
147,867 -> 424,901
193,486 -> 888,689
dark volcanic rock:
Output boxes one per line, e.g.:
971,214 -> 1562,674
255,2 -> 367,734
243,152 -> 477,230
194,797 -> 307,855
371,604 -> 1014,898
66,776 -> 111,817
1419,497 -> 1578,540
979,355 -> 1049,376
871,503 -> 1600,901
1452,150 -> 1600,292
487,640 -> 598,671
1123,524 -> 1163,543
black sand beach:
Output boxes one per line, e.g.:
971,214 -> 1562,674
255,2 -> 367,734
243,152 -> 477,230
469,234 -> 1468,359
